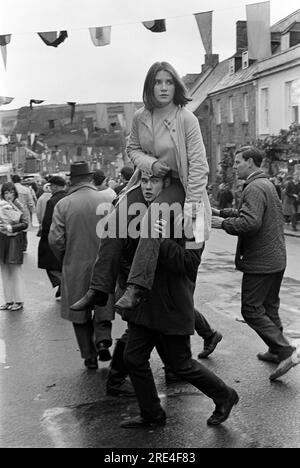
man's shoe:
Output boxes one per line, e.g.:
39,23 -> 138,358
10,302 -> 24,312
120,413 -> 166,429
70,289 -> 108,311
106,379 -> 136,397
198,331 -> 223,359
270,350 -> 300,381
207,388 -> 239,426
84,357 -> 98,370
0,302 -> 13,310
114,285 -> 148,312
257,351 -> 280,364
97,342 -> 112,362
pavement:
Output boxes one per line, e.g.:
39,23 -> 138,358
284,226 -> 300,238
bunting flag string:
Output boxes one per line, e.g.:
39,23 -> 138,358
38,31 -> 68,47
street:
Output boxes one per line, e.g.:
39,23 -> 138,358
0,225 -> 300,448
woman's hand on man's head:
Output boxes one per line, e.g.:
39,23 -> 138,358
152,161 -> 170,177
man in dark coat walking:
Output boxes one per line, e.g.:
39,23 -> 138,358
49,162 -> 116,370
212,146 -> 300,382
38,176 -> 67,299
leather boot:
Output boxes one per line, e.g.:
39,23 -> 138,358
114,285 -> 148,312
207,388 -> 239,426
198,331 -> 223,359
70,289 -> 108,311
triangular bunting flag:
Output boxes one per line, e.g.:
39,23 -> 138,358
0,96 -> 14,105
0,35 -> 11,69
246,1 -> 271,60
89,26 -> 111,46
0,35 -> 11,46
1,45 -> 7,68
142,19 -> 166,33
38,31 -> 68,47
194,11 -> 213,55
30,99 -> 44,109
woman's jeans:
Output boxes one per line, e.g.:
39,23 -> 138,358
90,180 -> 185,293
1,264 -> 23,303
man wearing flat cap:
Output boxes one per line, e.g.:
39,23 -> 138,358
49,162 -> 116,370
38,175 -> 67,298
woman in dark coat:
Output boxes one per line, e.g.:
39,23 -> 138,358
38,176 -> 67,297
0,182 -> 29,311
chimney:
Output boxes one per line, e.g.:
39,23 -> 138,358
201,54 -> 219,73
236,21 -> 248,54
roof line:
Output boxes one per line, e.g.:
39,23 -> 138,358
271,8 -> 300,30
208,77 -> 256,97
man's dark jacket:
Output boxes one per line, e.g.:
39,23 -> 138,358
38,190 -> 67,270
220,172 -> 286,274
122,238 -> 203,336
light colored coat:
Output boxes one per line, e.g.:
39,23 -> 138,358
125,106 -> 211,241
14,183 -> 34,231
48,183 -> 115,323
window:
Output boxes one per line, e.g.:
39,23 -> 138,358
243,93 -> 249,122
286,80 -> 300,126
281,33 -> 290,51
229,58 -> 235,75
261,88 -> 269,131
48,119 -> 55,129
228,96 -> 234,123
242,51 -> 249,70
216,100 -> 221,125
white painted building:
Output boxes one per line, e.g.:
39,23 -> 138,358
255,11 -> 300,138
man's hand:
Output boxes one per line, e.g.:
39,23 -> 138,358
212,216 -> 224,229
152,161 -> 171,177
212,207 -> 221,216
154,218 -> 168,239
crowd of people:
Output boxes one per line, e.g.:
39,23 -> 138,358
0,61 -> 299,432
215,173 -> 300,231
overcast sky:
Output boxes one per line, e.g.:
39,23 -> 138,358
0,0 -> 299,110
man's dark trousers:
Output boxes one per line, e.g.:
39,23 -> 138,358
241,270 -> 295,360
124,323 -> 229,421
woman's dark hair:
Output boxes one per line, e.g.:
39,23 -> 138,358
143,61 -> 192,110
1,182 -> 18,200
